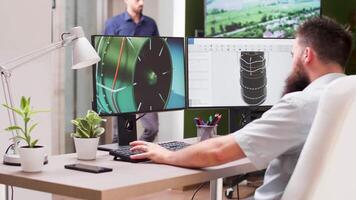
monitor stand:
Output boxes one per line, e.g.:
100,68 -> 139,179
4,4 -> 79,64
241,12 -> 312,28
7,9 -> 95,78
117,114 -> 137,146
229,107 -> 271,132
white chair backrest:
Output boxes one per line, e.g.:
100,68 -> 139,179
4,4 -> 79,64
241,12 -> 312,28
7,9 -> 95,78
282,75 -> 356,200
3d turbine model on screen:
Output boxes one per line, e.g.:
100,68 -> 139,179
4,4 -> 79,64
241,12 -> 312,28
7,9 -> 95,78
239,51 -> 267,105
95,37 -> 173,114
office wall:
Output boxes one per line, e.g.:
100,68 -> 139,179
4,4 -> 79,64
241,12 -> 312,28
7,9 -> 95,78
322,0 -> 356,75
0,1 -> 55,199
185,0 -> 204,36
0,0 -> 53,152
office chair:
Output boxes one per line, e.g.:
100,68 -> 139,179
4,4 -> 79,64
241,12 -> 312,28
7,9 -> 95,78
282,75 -> 356,200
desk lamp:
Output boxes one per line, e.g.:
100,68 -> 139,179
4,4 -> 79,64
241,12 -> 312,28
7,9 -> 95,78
0,26 -> 100,165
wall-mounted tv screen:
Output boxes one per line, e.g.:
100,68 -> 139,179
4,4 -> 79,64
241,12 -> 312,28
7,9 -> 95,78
205,0 -> 321,38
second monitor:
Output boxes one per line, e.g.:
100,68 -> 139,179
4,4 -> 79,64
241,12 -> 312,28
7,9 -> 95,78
188,37 -> 294,107
92,36 -> 186,115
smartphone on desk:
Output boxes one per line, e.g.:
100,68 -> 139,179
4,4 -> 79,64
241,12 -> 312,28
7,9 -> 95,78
64,163 -> 113,173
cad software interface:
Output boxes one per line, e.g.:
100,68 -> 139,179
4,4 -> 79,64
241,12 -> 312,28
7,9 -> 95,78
188,38 -> 294,107
93,36 -> 186,115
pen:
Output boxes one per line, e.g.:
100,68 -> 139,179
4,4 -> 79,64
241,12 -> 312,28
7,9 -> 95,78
214,114 -> 222,125
208,115 -> 213,125
210,113 -> 219,125
194,117 -> 200,125
198,117 -> 204,125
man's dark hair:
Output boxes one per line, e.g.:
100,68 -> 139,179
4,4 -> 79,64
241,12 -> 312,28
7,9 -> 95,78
296,17 -> 353,67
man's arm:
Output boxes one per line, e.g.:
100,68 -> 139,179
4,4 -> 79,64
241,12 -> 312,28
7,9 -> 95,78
130,135 -> 246,168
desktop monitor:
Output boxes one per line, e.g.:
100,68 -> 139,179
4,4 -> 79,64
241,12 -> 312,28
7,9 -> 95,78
205,0 -> 321,38
92,36 -> 186,116
187,37 -> 294,107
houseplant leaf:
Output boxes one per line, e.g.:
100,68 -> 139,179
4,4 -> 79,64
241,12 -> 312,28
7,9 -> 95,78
94,127 -> 105,137
3,96 -> 47,148
31,139 -> 39,147
5,125 -> 23,132
2,104 -> 23,117
29,123 -> 38,133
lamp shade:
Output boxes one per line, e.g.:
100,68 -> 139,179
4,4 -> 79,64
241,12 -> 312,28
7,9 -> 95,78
72,37 -> 100,69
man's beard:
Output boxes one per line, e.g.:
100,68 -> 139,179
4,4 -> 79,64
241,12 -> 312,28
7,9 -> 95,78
282,60 -> 310,96
135,6 -> 143,13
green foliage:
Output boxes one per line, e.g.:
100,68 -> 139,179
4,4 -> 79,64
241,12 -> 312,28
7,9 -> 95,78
3,96 -> 47,148
71,110 -> 106,138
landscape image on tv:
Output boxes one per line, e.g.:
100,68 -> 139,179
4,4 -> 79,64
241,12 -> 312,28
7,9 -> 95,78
205,0 -> 320,38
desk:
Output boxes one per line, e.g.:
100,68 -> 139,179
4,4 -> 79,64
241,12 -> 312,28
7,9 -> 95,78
0,150 -> 256,200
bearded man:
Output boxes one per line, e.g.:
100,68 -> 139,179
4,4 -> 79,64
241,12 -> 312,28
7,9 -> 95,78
129,17 -> 353,200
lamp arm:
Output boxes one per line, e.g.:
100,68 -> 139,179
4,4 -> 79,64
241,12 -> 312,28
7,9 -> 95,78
0,40 -> 63,72
0,70 -> 19,152
0,33 -> 77,73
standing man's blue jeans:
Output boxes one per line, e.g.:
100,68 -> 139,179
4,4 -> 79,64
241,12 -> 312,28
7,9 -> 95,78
139,112 -> 159,142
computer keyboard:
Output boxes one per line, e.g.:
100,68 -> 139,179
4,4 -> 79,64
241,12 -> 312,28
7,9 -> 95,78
109,141 -> 191,163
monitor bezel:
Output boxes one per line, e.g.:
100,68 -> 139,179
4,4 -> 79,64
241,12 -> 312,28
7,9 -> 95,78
186,37 -> 295,109
91,35 -> 188,116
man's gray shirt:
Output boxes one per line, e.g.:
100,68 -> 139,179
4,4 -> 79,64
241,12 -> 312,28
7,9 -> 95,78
234,73 -> 345,200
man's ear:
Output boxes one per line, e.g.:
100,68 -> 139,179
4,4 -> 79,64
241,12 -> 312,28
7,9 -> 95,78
303,47 -> 314,64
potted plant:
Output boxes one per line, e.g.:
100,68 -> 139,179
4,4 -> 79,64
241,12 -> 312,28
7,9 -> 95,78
3,96 -> 47,172
71,110 -> 106,160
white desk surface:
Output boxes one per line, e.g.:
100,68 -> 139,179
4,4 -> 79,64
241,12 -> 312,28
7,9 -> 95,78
0,146 -> 256,200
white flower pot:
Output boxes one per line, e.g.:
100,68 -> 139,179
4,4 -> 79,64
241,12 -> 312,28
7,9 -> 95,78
74,137 -> 100,160
18,146 -> 45,172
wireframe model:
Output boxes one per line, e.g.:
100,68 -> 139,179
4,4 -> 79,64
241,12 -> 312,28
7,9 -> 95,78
239,51 -> 267,105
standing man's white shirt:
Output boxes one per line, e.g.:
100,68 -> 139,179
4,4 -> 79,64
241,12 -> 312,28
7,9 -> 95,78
234,73 -> 345,200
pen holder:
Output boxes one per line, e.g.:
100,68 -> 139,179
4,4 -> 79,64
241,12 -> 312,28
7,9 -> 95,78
196,125 -> 217,142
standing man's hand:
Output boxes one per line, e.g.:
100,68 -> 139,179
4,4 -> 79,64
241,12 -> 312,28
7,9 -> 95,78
130,141 -> 173,164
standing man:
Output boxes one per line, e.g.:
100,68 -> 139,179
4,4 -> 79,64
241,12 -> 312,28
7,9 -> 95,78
104,0 -> 159,36
104,0 -> 159,142
129,17 -> 353,199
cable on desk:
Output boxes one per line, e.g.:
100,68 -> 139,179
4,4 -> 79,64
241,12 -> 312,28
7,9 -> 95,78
237,184 -> 240,200
5,144 -> 14,154
10,186 -> 13,200
123,113 -> 146,132
135,113 -> 146,121
191,182 -> 207,200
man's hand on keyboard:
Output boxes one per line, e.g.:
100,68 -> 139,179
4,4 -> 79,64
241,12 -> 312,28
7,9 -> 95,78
129,141 -> 173,164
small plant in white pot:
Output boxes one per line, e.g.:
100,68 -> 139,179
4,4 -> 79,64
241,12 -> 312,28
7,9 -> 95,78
71,110 -> 106,160
3,96 -> 47,172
